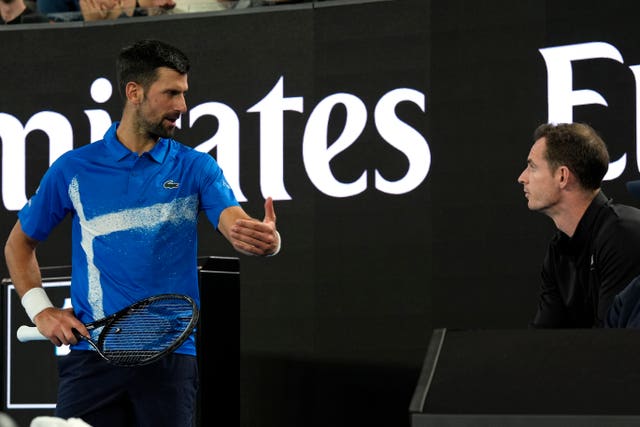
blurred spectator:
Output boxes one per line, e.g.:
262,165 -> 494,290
39,0 -> 175,20
38,0 -> 306,21
255,0 -> 309,4
137,0 -> 176,15
79,0 -> 175,21
170,0 -> 247,13
172,0 -> 306,13
78,0 -> 124,20
36,0 -> 79,15
1,0 -> 48,23
220,0 -> 251,7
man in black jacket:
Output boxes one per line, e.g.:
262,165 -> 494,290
517,122 -> 640,328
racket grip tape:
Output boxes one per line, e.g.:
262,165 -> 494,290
17,325 -> 46,342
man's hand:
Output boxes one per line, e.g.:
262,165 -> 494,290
225,197 -> 281,256
79,0 -> 128,20
34,307 -> 90,347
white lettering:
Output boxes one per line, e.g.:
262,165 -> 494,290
374,88 -> 430,195
0,77 -> 430,209
85,78 -> 114,143
192,102 -> 247,202
248,76 -> 303,201
0,112 -> 73,210
629,65 -> 640,177
539,42 -> 626,180
303,93 -> 367,198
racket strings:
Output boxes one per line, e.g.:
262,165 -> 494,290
99,299 -> 196,365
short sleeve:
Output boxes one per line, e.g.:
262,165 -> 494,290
198,154 -> 239,228
18,159 -> 73,241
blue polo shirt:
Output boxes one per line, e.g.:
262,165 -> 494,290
18,122 -> 239,355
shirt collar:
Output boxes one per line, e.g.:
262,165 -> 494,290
562,191 -> 609,253
147,138 -> 170,163
103,122 -> 170,164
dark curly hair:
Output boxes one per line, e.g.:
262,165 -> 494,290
116,39 -> 190,100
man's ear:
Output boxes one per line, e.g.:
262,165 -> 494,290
557,165 -> 571,188
125,81 -> 143,105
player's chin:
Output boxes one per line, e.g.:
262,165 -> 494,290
528,200 -> 548,213
165,127 -> 177,137
162,116 -> 179,130
155,122 -> 177,138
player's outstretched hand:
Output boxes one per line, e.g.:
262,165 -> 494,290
229,197 -> 281,257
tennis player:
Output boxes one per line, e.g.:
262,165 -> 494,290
4,39 -> 281,427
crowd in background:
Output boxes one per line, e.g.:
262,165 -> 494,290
1,0 -> 312,24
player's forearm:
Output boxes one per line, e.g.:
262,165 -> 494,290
4,222 -> 54,320
5,224 -> 42,297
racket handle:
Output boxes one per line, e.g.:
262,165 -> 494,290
17,325 -> 47,342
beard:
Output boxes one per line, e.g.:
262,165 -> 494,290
148,119 -> 176,139
137,111 -> 178,140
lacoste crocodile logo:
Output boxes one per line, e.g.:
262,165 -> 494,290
163,180 -> 180,189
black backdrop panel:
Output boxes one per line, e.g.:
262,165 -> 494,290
415,329 -> 640,415
3,1 -> 640,426
410,329 -> 640,426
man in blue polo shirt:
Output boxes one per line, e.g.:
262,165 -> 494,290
4,39 -> 281,427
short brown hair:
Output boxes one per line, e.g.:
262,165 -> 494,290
533,123 -> 609,190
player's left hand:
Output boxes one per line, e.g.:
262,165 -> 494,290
230,197 -> 281,256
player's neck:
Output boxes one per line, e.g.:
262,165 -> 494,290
115,118 -> 158,155
551,190 -> 599,238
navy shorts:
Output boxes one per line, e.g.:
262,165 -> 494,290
55,350 -> 198,427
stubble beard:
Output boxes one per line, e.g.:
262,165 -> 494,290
137,110 -> 176,140
149,120 -> 176,139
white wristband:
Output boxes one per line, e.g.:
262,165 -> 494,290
21,287 -> 54,323
267,231 -> 281,257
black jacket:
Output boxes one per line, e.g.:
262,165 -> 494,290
532,192 -> 640,328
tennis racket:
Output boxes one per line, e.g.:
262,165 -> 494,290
17,293 -> 199,367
